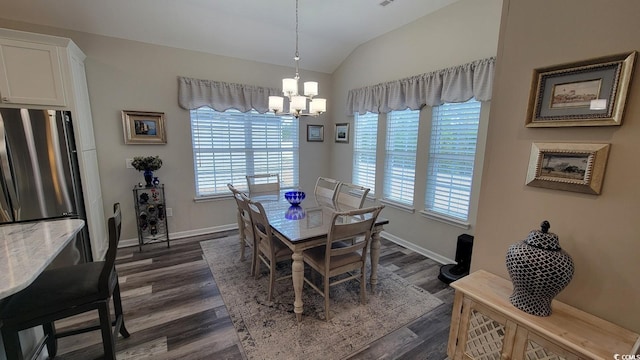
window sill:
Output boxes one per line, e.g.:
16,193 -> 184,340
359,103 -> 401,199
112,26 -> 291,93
194,194 -> 232,203
380,199 -> 415,213
419,210 -> 470,229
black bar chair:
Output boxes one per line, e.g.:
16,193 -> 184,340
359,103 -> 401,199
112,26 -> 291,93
0,203 -> 130,360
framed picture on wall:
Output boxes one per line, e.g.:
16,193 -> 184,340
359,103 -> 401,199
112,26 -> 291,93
526,142 -> 610,194
526,51 -> 636,127
122,110 -> 167,144
335,123 -> 349,143
307,124 -> 324,142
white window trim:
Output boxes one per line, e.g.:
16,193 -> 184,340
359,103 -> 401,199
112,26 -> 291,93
380,198 -> 415,213
419,209 -> 470,229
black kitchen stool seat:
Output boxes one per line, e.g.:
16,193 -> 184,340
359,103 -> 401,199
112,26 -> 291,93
0,203 -> 129,360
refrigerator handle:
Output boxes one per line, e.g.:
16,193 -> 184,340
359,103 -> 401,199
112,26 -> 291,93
0,114 -> 19,221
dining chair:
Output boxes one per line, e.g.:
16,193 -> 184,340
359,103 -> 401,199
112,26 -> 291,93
314,176 -> 341,203
246,173 -> 280,193
335,182 -> 370,210
303,205 -> 384,321
0,203 -> 130,360
228,183 -> 257,275
247,199 -> 293,302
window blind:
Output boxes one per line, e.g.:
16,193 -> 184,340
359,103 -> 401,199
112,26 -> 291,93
353,112 -> 378,195
190,108 -> 298,197
383,109 -> 419,206
425,100 -> 480,220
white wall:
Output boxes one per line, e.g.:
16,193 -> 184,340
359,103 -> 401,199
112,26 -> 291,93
330,0 -> 502,260
473,0 -> 640,333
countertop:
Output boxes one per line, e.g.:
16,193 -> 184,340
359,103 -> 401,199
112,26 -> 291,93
0,219 -> 85,299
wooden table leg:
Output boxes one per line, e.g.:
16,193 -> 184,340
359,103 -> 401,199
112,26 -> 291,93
292,250 -> 304,322
370,229 -> 381,292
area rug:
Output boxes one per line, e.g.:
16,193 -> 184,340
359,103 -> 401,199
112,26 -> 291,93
200,235 -> 443,360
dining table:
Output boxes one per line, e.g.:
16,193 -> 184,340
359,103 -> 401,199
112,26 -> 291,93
249,189 -> 389,322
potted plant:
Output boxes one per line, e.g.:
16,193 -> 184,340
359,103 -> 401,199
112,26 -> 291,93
131,156 -> 162,187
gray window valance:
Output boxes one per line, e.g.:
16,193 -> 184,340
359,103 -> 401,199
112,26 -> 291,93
178,76 -> 281,113
346,57 -> 495,115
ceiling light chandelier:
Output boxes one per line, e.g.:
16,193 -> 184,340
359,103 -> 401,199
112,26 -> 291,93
269,0 -> 326,118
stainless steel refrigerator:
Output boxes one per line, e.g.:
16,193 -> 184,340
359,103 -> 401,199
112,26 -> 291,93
0,108 -> 91,264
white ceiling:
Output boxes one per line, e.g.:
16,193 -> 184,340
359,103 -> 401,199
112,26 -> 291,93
0,0 -> 460,74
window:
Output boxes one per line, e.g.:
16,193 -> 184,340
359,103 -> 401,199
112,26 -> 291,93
352,112 -> 378,195
425,99 -> 481,221
190,108 -> 298,197
383,109 -> 420,206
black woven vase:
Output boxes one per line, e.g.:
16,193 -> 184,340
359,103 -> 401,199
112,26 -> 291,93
505,221 -> 574,316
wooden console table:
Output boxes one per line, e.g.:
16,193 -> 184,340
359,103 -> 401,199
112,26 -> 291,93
448,270 -> 640,360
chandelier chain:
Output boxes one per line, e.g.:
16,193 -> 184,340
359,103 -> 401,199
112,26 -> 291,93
294,0 -> 300,80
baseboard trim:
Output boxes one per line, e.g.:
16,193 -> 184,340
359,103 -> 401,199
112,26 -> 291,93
120,225 -> 456,266
120,224 -> 238,248
380,231 -> 455,265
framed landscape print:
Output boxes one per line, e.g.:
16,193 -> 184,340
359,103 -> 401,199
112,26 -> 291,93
307,124 -> 324,142
526,142 -> 610,194
122,110 -> 167,144
526,51 -> 636,127
335,123 -> 349,143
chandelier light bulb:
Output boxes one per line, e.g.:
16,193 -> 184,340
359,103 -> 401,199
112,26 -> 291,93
303,81 -> 318,97
282,78 -> 298,97
310,98 -> 326,114
291,95 -> 307,112
269,96 -> 284,113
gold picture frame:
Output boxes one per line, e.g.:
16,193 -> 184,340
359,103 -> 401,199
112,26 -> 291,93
526,142 -> 610,194
526,51 -> 636,127
122,110 -> 167,144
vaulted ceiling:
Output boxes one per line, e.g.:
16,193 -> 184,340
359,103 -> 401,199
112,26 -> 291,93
0,0 -> 460,73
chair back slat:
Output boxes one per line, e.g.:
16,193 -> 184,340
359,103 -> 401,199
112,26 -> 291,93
335,182 -> 370,210
247,199 -> 276,259
100,202 -> 122,295
325,206 -> 384,264
314,177 -> 341,201
236,192 -> 254,237
246,174 -> 280,193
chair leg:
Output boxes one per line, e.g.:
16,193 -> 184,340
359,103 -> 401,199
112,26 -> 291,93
43,322 -> 58,358
254,254 -> 261,280
1,326 -> 24,360
112,281 -> 131,338
360,266 -> 367,305
238,217 -> 246,261
324,275 -> 331,321
250,241 -> 257,276
268,260 -> 275,302
98,301 -> 116,360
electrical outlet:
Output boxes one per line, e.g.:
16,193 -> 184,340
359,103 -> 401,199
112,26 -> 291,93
126,158 -> 134,169
166,208 -> 173,217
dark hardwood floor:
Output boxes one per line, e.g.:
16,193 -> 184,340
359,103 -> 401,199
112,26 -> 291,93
53,232 -> 455,360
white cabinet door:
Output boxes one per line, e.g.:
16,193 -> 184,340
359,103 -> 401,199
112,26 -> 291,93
0,39 -> 67,106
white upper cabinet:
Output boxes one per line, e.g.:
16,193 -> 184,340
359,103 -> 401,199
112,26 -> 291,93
0,38 -> 67,106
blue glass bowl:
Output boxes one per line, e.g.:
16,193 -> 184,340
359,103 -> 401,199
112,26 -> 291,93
284,191 -> 306,206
